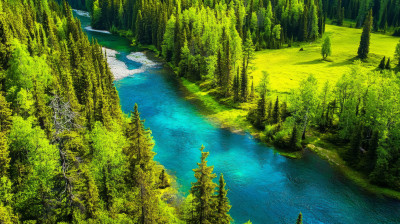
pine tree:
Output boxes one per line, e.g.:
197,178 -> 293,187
296,212 -> 303,224
255,85 -> 266,129
240,62 -> 248,102
190,145 -> 217,224
379,56 -> 386,69
215,174 -> 232,224
174,7 -> 182,66
289,125 -> 299,151
357,9 -> 373,59
385,57 -> 391,69
136,10 -> 144,43
233,70 -> 240,102
0,94 -> 12,132
280,102 -> 288,121
159,169 -> 169,189
125,104 -> 158,223
395,41 -> 400,67
0,132 -> 9,177
348,125 -> 362,164
272,97 -> 280,124
0,11 -> 12,70
337,0 -> 343,26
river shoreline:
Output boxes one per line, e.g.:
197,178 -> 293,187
90,21 -> 400,202
74,10 -> 400,223
139,46 -> 400,201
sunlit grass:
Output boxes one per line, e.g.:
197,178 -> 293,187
252,24 -> 400,94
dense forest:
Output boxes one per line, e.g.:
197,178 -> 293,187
0,0 -> 235,223
78,0 -> 400,194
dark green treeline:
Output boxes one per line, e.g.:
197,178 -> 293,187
0,0 -> 233,223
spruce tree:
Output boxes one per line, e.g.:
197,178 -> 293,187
240,62 -> 248,102
395,41 -> 400,67
0,94 -> 12,132
174,7 -> 181,66
379,56 -> 386,69
215,174 -> 232,224
296,212 -> 303,224
385,57 -> 391,69
272,97 -> 280,124
357,10 -> 373,59
255,85 -> 266,129
233,70 -> 240,102
337,0 -> 343,26
190,145 -> 217,224
289,125 -> 298,151
125,104 -> 158,223
0,132 -> 10,177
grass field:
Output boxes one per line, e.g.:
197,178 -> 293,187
252,24 -> 400,94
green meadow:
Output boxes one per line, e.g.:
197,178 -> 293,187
185,24 -> 400,135
252,24 -> 400,94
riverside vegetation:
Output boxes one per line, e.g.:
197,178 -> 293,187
77,0 -> 400,200
0,0 -> 235,223
1,0 -> 400,223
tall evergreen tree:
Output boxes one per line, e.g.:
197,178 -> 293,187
215,174 -> 232,224
296,212 -> 303,224
190,145 -> 217,224
240,62 -> 248,102
357,9 -> 373,59
385,57 -> 391,69
272,97 -> 280,124
379,56 -> 386,69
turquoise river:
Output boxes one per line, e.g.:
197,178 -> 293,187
74,10 -> 400,224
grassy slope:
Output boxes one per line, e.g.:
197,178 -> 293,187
252,24 -> 400,94
181,24 -> 400,198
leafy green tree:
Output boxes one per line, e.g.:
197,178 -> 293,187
190,145 -> 217,224
321,36 -> 332,60
9,116 -> 59,221
357,9 -> 373,59
289,75 -> 319,140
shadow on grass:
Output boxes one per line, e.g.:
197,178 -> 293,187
327,56 -> 359,67
294,58 -> 324,65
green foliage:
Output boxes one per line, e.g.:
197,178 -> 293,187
9,116 -> 59,221
379,56 -> 386,69
0,0 -> 187,222
296,212 -> 303,224
357,10 -> 373,59
321,36 -> 332,59
289,75 -> 318,140
395,41 -> 400,66
215,174 -> 232,224
190,145 -> 217,224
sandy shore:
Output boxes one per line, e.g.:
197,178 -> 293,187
102,48 -> 159,80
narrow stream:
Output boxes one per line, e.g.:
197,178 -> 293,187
74,10 -> 400,224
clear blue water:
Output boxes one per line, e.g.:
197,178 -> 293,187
75,11 -> 400,224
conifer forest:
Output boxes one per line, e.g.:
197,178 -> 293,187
1,0 -> 400,223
